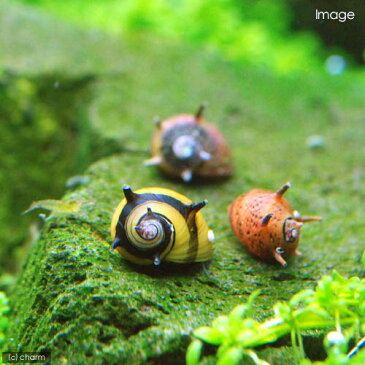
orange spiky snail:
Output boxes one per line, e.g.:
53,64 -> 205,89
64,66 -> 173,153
145,104 -> 232,182
228,183 -> 321,267
111,185 -> 214,265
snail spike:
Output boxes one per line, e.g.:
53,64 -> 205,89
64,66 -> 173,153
190,200 -> 208,213
111,238 -> 122,250
153,117 -> 161,127
146,207 -> 156,217
123,185 -> 137,203
195,102 -> 208,120
276,182 -> 291,197
261,213 -> 273,226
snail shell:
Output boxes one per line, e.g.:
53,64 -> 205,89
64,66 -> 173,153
145,104 -> 232,182
111,185 -> 214,265
229,183 -> 321,267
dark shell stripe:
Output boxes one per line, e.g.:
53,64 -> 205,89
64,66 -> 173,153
121,193 -> 189,218
182,211 -> 199,263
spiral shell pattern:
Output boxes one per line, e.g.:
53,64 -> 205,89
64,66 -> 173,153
111,186 -> 214,265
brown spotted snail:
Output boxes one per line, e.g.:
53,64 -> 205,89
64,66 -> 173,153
228,183 -> 321,267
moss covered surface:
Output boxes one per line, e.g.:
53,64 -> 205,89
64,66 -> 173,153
6,147 -> 365,364
2,1 -> 365,364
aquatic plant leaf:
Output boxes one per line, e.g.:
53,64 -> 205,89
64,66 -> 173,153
212,315 -> 230,333
194,326 -> 225,345
23,199 -> 94,221
217,346 -> 243,365
186,339 -> 203,365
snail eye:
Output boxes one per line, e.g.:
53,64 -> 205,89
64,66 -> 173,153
276,247 -> 285,255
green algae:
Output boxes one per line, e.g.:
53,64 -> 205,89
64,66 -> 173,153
6,150 -> 365,363
1,1 -> 365,364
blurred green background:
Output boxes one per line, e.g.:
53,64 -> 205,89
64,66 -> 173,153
1,0 -> 364,277
13,0 -> 365,72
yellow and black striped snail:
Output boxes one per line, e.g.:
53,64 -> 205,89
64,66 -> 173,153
111,185 -> 214,265
144,104 -> 232,182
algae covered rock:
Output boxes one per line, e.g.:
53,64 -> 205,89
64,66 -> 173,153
5,150 -> 365,364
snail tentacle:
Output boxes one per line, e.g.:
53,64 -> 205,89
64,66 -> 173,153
144,156 -> 162,166
274,251 -> 288,267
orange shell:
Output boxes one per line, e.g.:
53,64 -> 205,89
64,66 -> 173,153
150,113 -> 232,180
229,189 -> 298,263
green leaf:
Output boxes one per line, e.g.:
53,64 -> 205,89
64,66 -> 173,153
290,289 -> 315,306
273,302 -> 292,321
186,339 -> 203,365
194,326 -> 225,345
295,307 -> 330,324
228,304 -> 249,323
212,315 -> 229,333
217,346 -> 243,365
22,198 -> 93,221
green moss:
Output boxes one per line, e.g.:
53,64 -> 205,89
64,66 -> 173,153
6,146 -> 365,363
